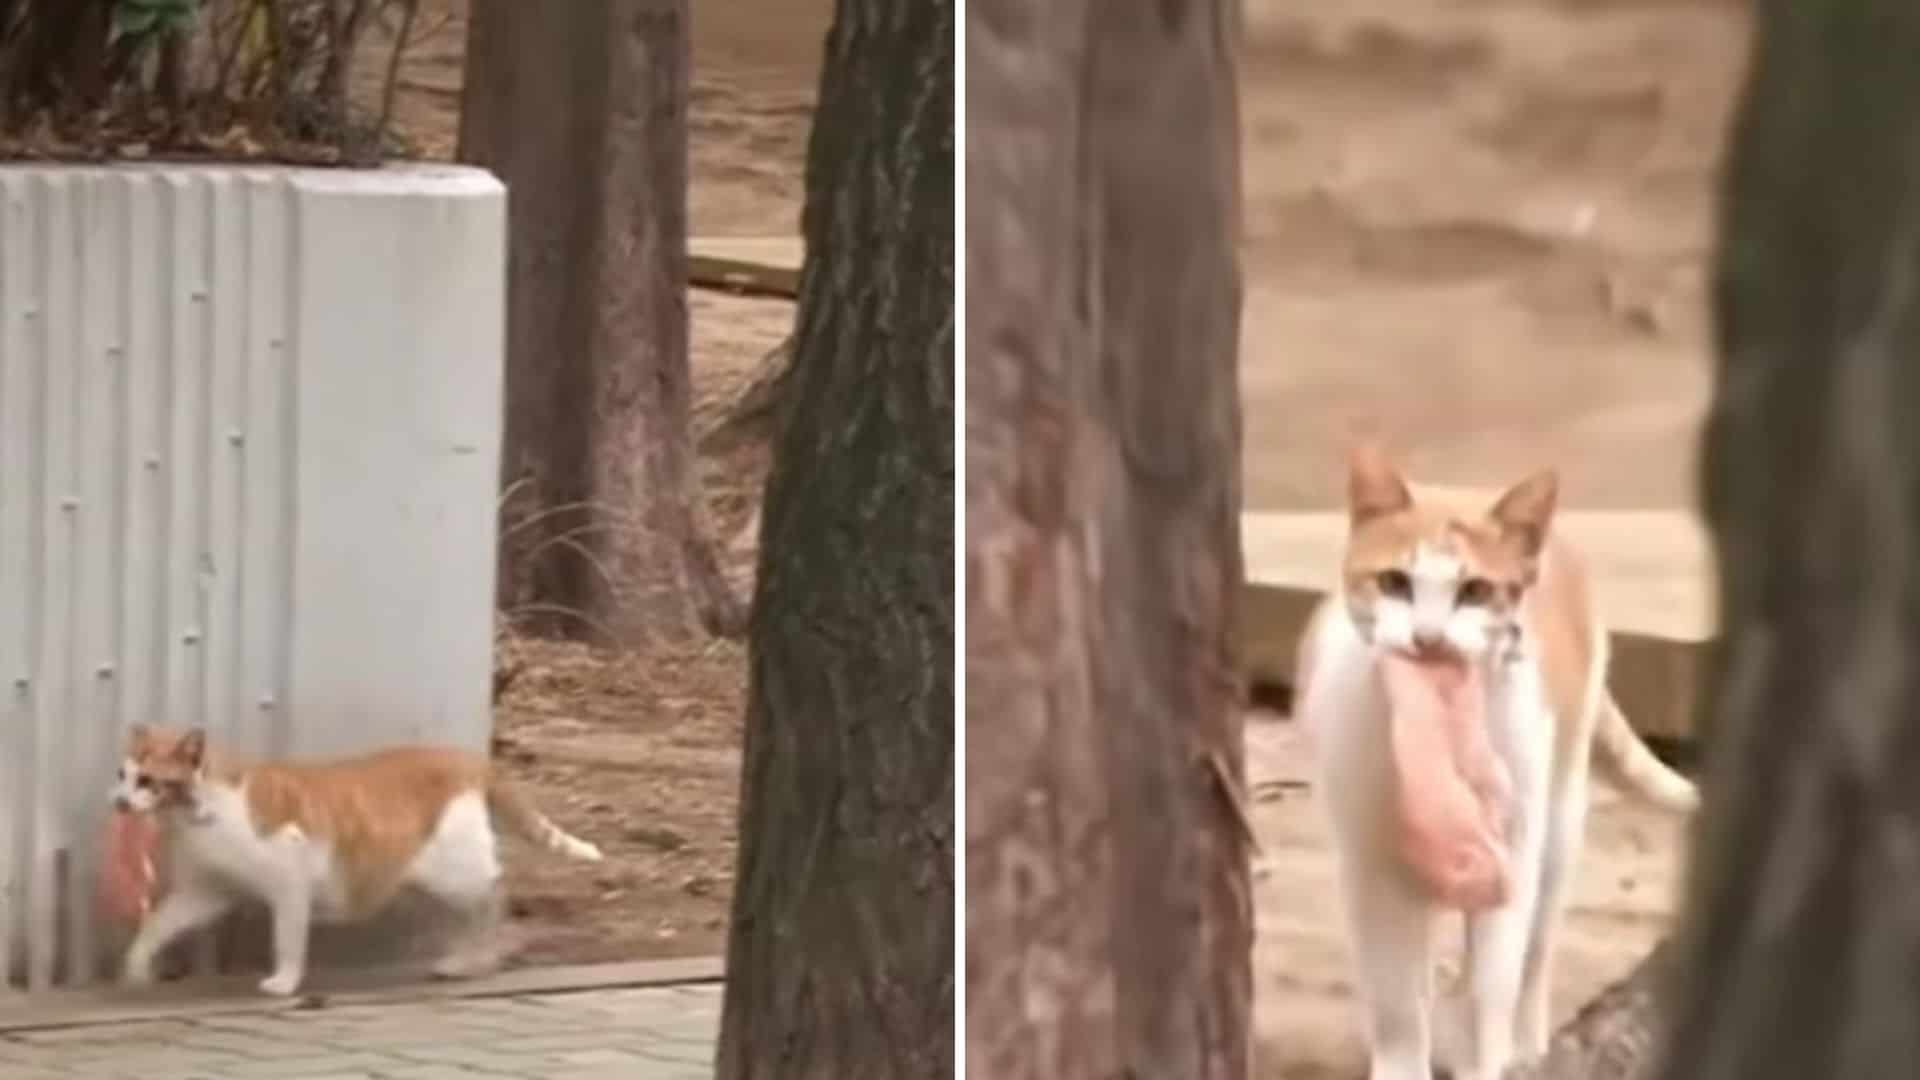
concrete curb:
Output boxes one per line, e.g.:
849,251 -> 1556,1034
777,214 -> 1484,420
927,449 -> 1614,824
0,956 -> 725,1033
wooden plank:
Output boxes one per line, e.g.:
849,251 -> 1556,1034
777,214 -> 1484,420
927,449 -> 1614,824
688,236 -> 802,299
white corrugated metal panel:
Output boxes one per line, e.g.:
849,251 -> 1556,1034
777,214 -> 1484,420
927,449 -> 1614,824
0,164 -> 504,992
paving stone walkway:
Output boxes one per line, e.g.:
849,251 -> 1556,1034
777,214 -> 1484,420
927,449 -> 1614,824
0,983 -> 720,1080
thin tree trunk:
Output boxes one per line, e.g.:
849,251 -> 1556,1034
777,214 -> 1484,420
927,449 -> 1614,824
965,2 -> 1250,1077
4,0 -> 109,117
459,0 -> 742,645
712,0 -> 954,1076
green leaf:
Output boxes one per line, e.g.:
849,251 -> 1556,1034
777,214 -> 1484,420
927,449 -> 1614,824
113,0 -> 200,40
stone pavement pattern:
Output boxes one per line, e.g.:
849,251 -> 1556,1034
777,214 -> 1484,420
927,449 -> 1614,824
0,984 -> 720,1080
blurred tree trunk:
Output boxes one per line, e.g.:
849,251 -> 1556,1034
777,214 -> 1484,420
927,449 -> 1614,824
713,0 -> 954,1077
459,0 -> 742,645
1,0 -> 110,119
1517,2 -> 1920,1079
1651,0 -> 1920,1077
965,2 -> 1251,1078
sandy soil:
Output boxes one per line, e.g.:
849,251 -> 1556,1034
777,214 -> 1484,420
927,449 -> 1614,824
1239,0 -> 1749,512
1240,1 -> 1745,1075
342,0 -> 830,970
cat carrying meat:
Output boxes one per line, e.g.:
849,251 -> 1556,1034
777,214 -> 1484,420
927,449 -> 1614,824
1295,445 -> 1696,1080
109,724 -> 603,997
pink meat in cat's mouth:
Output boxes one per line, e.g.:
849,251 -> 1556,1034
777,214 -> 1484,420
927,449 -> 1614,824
98,808 -> 159,926
1380,650 -> 1512,910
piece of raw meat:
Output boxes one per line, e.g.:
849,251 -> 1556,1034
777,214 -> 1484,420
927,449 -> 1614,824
1380,651 -> 1512,910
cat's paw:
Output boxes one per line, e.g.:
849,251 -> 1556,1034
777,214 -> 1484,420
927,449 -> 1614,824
258,969 -> 304,997
120,959 -> 156,988
431,948 -> 502,980
1430,984 -> 1470,1077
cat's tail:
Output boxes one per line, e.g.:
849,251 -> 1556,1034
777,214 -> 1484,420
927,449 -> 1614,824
1593,693 -> 1699,813
487,779 -> 605,862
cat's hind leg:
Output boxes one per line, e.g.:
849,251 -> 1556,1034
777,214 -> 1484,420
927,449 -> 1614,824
1516,771 -> 1591,1058
1460,770 -> 1550,1077
409,791 -> 509,980
429,882 -> 507,980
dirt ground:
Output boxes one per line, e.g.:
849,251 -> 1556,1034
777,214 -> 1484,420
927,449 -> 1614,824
343,0 -> 832,970
1240,0 -> 1747,1075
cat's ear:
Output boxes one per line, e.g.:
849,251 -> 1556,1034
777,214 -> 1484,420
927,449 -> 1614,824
1348,442 -> 1413,523
1488,469 -> 1558,556
127,724 -> 152,756
175,727 -> 207,770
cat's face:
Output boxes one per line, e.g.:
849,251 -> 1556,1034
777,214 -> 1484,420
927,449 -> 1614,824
110,725 -> 206,813
1341,445 -> 1557,661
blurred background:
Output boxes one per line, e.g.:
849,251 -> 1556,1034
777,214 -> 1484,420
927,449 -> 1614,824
1239,0 -> 1747,511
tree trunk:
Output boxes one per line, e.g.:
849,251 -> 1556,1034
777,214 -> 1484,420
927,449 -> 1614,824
712,0 -> 954,1077
1502,2 -> 1920,1078
709,334 -> 794,449
459,0 -> 742,645
1508,943 -> 1673,1080
965,2 -> 1250,1078
1647,1 -> 1920,1077
3,0 -> 110,119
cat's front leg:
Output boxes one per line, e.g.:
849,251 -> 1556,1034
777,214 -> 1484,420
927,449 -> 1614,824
1337,858 -> 1439,1080
1460,664 -> 1553,1080
258,876 -> 313,997
122,885 -> 232,986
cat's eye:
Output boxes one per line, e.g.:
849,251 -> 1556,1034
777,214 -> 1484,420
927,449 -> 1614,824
1375,569 -> 1413,599
1457,577 -> 1497,606
134,775 -> 153,790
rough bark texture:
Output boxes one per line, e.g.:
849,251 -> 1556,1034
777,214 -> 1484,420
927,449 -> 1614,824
1508,943 -> 1673,1080
709,334 -> 795,450
459,0 -> 742,645
965,2 -> 1251,1078
712,1 -> 954,1077
1645,1 -> 1920,1077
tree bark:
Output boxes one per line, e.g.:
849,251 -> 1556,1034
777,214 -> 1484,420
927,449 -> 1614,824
709,334 -> 794,449
1644,1 -> 1920,1078
2,0 -> 110,119
712,0 -> 954,1077
1507,943 -> 1673,1080
965,2 -> 1250,1078
459,0 -> 742,645
1489,5 -> 1920,1079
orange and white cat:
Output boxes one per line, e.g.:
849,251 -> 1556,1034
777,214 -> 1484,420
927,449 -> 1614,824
1296,446 -> 1696,1080
110,725 -> 603,997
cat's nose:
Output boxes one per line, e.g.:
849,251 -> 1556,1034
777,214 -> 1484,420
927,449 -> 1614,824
1412,628 -> 1447,653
